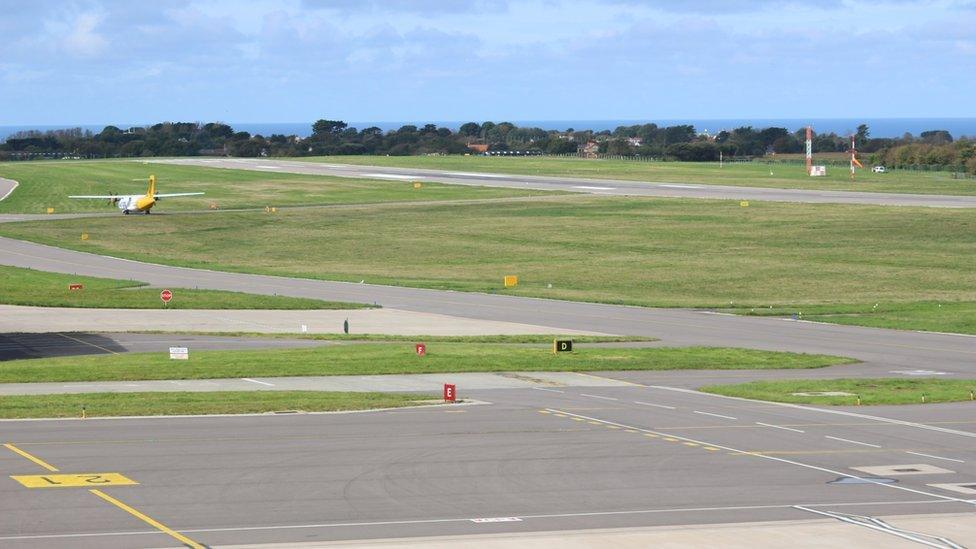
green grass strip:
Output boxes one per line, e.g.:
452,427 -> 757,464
701,378 -> 976,406
0,344 -> 854,383
0,265 -> 370,309
0,391 -> 430,419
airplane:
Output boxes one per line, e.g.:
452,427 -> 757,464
69,175 -> 204,214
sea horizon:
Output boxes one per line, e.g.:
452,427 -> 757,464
3,117 -> 975,141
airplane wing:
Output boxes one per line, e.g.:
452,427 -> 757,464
154,192 -> 205,198
68,195 -> 119,199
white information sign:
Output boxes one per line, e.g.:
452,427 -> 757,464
810,165 -> 826,177
169,347 -> 189,360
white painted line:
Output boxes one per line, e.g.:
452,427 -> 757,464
0,179 -> 18,201
634,401 -> 675,409
445,172 -> 506,178
241,378 -> 275,387
694,410 -> 737,420
362,173 -> 417,180
0,499 -> 952,542
255,165 -> 281,169
905,451 -> 965,463
756,422 -> 805,433
532,387 -> 565,393
658,184 -> 702,189
470,517 -> 522,523
545,408 -> 975,506
825,435 -> 881,448
645,385 -> 976,440
580,393 -> 618,401
572,185 -> 615,190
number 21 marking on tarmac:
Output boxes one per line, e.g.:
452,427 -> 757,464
10,473 -> 138,488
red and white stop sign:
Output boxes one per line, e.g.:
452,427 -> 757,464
160,289 -> 173,303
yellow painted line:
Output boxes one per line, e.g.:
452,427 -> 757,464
643,433 -> 658,438
588,421 -> 602,425
538,410 -> 551,414
571,417 -> 585,421
663,437 -> 679,442
682,442 -> 699,447
704,447 -> 720,451
90,489 -> 204,549
11,473 -> 137,488
4,443 -> 59,472
625,429 -> 638,433
56,333 -> 120,355
606,425 -> 621,430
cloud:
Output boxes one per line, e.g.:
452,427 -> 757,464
42,10 -> 109,58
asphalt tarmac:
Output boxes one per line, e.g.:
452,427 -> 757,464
0,332 -> 334,361
156,157 -> 976,208
2,383 -> 975,547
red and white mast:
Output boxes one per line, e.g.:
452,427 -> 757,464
805,126 -> 812,175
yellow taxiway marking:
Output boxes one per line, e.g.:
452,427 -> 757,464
663,437 -> 679,442
643,433 -> 658,438
538,410 -> 551,414
704,447 -> 720,451
682,442 -> 699,447
4,443 -> 59,472
11,473 -> 137,488
56,332 -> 120,355
90,489 -> 204,549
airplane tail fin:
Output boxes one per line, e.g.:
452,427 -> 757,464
146,175 -> 156,198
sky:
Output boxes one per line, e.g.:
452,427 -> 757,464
1,0 -> 974,125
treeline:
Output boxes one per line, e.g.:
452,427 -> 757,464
2,119 -> 973,173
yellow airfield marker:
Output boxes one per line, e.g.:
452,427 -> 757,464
46,207 -> 55,214
740,201 -> 749,207
3,443 -> 58,471
11,473 -> 137,488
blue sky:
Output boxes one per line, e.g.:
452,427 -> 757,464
1,0 -> 974,124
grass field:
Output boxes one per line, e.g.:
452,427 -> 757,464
0,265 -> 369,309
0,344 -> 851,383
0,391 -> 430,419
3,196 -> 974,333
304,155 -> 976,195
724,302 -> 976,334
0,160 -> 551,214
701,378 -> 976,406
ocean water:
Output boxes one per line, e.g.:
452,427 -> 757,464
3,118 -> 975,141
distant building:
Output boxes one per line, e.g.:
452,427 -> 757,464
581,141 -> 600,158
466,143 -> 489,154
626,137 -> 643,147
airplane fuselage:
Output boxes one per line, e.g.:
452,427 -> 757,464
118,195 -> 156,214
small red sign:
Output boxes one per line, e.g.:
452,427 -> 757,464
443,384 -> 456,403
160,289 -> 173,303
68,283 -> 83,291
416,343 -> 426,357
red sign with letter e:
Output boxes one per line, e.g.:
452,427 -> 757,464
443,384 -> 456,402
160,289 -> 173,303
416,343 -> 426,357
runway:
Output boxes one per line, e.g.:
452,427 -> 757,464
155,157 -> 976,208
2,383 -> 975,547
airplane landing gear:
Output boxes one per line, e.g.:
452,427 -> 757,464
123,210 -> 130,215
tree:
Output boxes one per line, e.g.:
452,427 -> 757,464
312,119 -> 348,136
458,122 -> 481,137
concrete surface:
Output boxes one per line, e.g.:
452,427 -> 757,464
0,371 -> 635,396
156,157 -> 976,208
2,385 -> 976,547
217,514 -> 976,548
0,305 -> 599,336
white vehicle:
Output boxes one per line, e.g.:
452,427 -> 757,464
872,166 -> 886,173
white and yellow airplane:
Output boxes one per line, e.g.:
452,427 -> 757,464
69,175 -> 203,214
